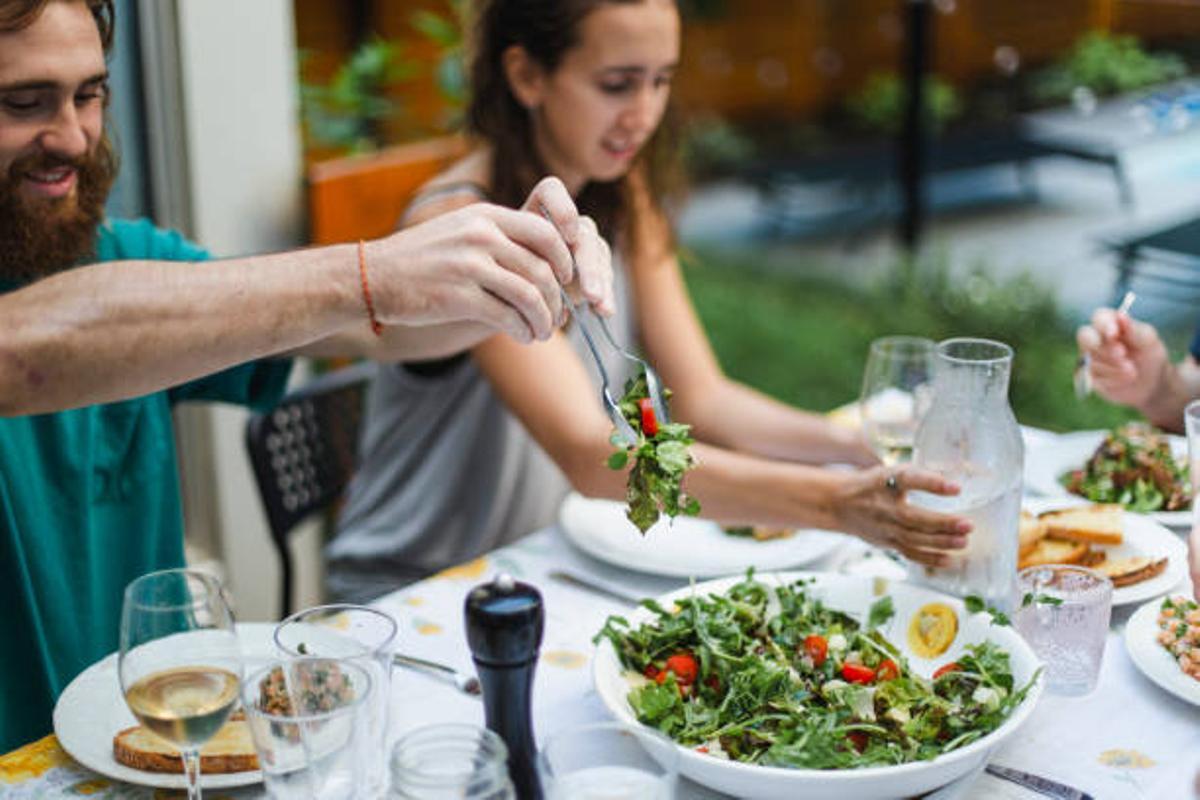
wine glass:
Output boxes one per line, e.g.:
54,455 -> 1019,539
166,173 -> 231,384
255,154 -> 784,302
119,568 -> 241,800
859,336 -> 935,466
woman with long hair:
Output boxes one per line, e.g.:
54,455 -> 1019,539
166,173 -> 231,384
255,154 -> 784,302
327,0 -> 970,601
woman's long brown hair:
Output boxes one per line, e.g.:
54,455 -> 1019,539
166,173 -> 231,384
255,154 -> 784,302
467,0 -> 683,261
0,0 -> 114,50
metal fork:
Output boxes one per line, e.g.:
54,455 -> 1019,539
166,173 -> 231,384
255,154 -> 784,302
1074,290 -> 1135,398
392,652 -> 482,698
536,205 -> 671,444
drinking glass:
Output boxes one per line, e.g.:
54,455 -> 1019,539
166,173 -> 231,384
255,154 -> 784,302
119,568 -> 241,800
274,605 -> 398,797
859,336 -> 935,465
242,657 -> 374,799
538,721 -> 677,800
389,723 -> 514,799
1013,565 -> 1113,695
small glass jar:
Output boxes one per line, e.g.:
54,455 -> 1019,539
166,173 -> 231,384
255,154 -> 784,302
389,723 -> 515,800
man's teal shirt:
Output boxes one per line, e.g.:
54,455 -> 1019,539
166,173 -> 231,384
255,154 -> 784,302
0,219 -> 292,753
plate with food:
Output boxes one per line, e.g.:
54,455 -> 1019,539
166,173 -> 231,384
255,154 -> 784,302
558,492 -> 847,578
1019,499 -> 1188,606
593,571 -> 1042,800
1124,595 -> 1200,707
53,623 -> 275,789
1024,425 -> 1192,526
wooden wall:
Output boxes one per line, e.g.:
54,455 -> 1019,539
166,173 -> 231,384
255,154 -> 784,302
294,0 -> 1200,141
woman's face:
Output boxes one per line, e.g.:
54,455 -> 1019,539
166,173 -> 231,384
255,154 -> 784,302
528,0 -> 679,193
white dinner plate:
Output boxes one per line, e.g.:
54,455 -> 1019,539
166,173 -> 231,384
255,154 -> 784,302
53,622 -> 276,790
557,493 -> 848,578
592,572 -> 1043,800
1024,430 -> 1191,527
1124,597 -> 1200,707
1022,498 -> 1189,607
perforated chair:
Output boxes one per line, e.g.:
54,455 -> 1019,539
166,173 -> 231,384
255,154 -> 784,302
244,362 -> 376,618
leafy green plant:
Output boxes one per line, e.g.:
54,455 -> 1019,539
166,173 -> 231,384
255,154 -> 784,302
300,38 -> 415,154
682,116 -> 756,179
1031,31 -> 1187,105
411,1 -> 467,128
846,73 -> 962,135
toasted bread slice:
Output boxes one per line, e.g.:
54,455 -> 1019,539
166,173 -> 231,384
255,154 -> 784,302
1077,548 -> 1108,569
1038,504 -> 1124,546
113,713 -> 258,774
1017,537 -> 1090,570
1018,511 -> 1045,558
1099,556 -> 1169,588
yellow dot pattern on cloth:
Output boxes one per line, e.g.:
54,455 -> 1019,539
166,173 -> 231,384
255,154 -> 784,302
0,735 -> 70,783
434,557 -> 489,581
542,650 -> 587,670
1098,749 -> 1156,769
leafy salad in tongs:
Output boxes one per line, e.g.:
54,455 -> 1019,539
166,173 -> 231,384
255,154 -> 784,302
606,372 -> 700,533
595,572 -> 1036,769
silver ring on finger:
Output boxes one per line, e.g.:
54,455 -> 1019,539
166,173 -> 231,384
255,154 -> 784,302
885,472 -> 902,496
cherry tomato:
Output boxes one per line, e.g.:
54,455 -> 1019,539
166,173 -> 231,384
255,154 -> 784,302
847,731 -> 868,752
841,662 -> 877,684
663,652 -> 698,685
876,659 -> 900,681
933,661 -> 961,679
639,397 -> 659,437
705,674 -> 721,692
643,664 -> 660,680
803,634 -> 828,667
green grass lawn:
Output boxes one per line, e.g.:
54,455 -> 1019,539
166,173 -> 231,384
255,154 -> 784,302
682,245 -> 1139,433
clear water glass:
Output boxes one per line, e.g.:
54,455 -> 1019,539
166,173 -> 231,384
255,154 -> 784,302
389,723 -> 514,799
242,657 -> 374,799
1013,565 -> 1113,695
274,605 -> 398,797
859,336 -> 935,466
538,721 -> 677,800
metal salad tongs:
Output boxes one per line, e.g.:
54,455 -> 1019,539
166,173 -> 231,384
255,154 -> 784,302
537,205 -> 670,446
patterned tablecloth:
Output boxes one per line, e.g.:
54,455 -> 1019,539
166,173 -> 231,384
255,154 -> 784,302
4,520 -> 1199,799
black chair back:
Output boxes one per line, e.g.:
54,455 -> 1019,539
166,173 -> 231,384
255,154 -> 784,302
244,362 -> 375,618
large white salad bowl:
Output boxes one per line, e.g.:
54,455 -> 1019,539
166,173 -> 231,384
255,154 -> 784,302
592,572 -> 1044,800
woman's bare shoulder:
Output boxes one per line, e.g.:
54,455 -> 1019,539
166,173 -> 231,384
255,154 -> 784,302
401,148 -> 495,228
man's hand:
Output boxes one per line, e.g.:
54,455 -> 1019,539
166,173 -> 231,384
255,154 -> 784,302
367,177 -> 614,344
1190,525 -> 1200,603
1076,308 -> 1170,409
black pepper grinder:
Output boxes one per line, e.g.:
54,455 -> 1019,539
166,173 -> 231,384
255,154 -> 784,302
465,574 -> 545,800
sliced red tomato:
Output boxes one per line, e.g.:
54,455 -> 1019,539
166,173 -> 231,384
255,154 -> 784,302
663,652 -> 698,685
643,663 -> 660,680
841,662 -> 877,684
933,661 -> 961,679
876,659 -> 900,681
847,731 -> 869,752
705,674 -> 721,692
803,634 -> 828,667
639,397 -> 659,437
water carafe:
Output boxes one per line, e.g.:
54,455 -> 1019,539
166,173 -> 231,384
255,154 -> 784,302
911,338 -> 1024,610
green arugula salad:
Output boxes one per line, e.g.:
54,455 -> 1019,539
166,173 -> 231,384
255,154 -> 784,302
606,372 -> 700,533
1059,423 -> 1191,512
595,573 -> 1036,769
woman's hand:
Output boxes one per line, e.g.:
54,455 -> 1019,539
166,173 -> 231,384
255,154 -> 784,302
1189,526 -> 1200,603
368,177 -> 614,343
832,466 -> 972,568
1076,308 -> 1170,410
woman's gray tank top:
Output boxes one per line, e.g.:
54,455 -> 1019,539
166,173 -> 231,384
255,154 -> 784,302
326,186 -> 637,602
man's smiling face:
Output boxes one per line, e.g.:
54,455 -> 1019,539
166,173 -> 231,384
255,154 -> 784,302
0,0 -> 116,283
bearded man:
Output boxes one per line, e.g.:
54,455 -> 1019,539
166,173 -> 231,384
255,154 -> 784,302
0,0 -> 614,751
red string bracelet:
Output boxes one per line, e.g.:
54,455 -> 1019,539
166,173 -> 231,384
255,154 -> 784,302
357,239 -> 383,337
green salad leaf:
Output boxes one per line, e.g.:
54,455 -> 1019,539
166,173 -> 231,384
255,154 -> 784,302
607,372 -> 700,533
595,573 -> 1037,769
1059,423 -> 1191,512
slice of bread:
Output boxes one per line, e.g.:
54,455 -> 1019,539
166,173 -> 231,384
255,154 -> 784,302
1038,504 -> 1124,546
1077,548 -> 1108,569
1099,556 -> 1169,588
1018,537 -> 1090,570
1018,511 -> 1045,558
113,713 -> 258,774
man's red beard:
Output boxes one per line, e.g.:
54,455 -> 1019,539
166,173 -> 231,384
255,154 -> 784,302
0,135 -> 117,286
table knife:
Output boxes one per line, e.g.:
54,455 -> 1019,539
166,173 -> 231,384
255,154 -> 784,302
985,764 -> 1094,800
547,570 -> 642,605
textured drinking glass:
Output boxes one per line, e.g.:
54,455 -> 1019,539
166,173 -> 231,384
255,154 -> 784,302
274,605 -> 398,797
119,569 -> 240,800
859,336 -> 935,466
538,721 -> 677,800
1014,565 -> 1113,695
242,657 -> 373,799
389,723 -> 514,799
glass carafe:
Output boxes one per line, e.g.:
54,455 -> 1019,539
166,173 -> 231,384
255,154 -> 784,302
910,338 -> 1024,611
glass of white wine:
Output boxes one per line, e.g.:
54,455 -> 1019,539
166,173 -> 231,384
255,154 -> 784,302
859,336 -> 935,466
119,568 -> 241,800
